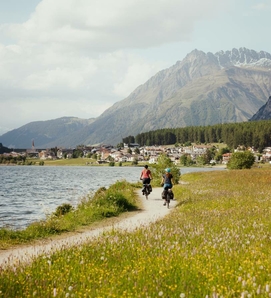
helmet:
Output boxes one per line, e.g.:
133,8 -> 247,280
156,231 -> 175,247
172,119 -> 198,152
165,168 -> 171,173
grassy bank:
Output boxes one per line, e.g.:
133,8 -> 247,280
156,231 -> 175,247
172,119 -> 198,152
1,168 -> 271,297
0,180 -> 140,250
26,158 -> 142,166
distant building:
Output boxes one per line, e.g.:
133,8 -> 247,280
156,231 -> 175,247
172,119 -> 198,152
222,153 -> 232,164
26,139 -> 39,158
124,143 -> 140,148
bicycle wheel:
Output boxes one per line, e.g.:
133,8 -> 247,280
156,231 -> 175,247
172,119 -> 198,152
166,194 -> 170,208
145,187 -> 149,200
143,185 -> 149,199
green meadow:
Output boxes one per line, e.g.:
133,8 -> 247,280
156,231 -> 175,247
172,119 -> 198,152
27,158 -> 139,166
1,168 -> 271,297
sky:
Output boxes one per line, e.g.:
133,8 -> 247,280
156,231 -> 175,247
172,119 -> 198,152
0,0 -> 270,136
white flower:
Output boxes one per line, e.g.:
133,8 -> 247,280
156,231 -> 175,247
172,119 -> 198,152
158,291 -> 163,296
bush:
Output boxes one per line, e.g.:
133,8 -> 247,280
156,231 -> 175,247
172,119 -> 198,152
227,151 -> 255,169
54,203 -> 73,216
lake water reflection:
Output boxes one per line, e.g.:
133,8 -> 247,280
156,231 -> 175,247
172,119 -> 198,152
0,165 -> 225,229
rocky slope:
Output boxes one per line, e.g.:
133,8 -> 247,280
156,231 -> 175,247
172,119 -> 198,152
249,96 -> 271,121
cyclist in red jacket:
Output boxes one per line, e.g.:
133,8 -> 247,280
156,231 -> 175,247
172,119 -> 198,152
140,165 -> 153,193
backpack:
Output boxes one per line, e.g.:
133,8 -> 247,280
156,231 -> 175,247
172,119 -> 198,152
161,190 -> 167,200
167,189 -> 174,200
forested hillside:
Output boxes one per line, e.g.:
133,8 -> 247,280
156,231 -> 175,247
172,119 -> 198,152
123,120 -> 271,152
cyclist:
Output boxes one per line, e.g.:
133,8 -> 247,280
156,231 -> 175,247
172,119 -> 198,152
140,165 -> 153,194
161,168 -> 174,205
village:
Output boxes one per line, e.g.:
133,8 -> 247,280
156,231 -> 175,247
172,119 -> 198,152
2,141 -> 271,165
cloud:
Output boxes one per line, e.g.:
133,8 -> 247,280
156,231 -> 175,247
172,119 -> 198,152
5,0 -> 223,51
0,0 -> 227,135
251,2 -> 271,10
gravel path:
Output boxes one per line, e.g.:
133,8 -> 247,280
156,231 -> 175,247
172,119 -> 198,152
0,187 -> 177,268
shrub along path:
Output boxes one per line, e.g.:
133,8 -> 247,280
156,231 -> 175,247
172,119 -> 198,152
0,187 -> 177,268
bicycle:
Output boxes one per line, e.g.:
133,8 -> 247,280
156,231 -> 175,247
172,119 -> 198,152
162,187 -> 174,208
142,182 -> 152,200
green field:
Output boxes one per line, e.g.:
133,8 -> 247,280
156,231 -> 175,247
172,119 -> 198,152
1,168 -> 271,297
27,158 -> 139,167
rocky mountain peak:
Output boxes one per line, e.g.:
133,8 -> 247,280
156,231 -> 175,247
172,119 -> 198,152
212,47 -> 271,68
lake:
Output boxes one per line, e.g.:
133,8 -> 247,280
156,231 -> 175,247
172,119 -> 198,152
0,165 -> 225,230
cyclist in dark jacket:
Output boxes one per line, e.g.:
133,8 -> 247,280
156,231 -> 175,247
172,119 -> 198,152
161,168 -> 174,205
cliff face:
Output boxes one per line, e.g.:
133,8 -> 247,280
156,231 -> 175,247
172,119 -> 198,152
1,47 -> 271,148
249,96 -> 271,121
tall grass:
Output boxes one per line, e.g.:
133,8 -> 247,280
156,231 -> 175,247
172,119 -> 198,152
1,169 -> 271,297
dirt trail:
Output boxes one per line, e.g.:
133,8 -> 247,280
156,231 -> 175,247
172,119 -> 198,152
0,188 -> 177,268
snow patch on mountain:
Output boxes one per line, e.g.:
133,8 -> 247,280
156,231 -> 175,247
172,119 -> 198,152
213,47 -> 271,69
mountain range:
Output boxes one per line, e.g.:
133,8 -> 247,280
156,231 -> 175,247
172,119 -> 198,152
0,47 -> 271,149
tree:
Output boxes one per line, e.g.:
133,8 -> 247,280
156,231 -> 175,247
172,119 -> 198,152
123,135 -> 135,145
227,151 -> 255,169
151,154 -> 180,186
116,142 -> 123,149
202,149 -> 213,164
184,141 -> 192,146
107,155 -> 114,162
132,159 -> 138,165
72,149 -> 83,158
180,154 -> 194,166
180,154 -> 188,166
196,156 -> 205,166
134,147 -> 140,154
